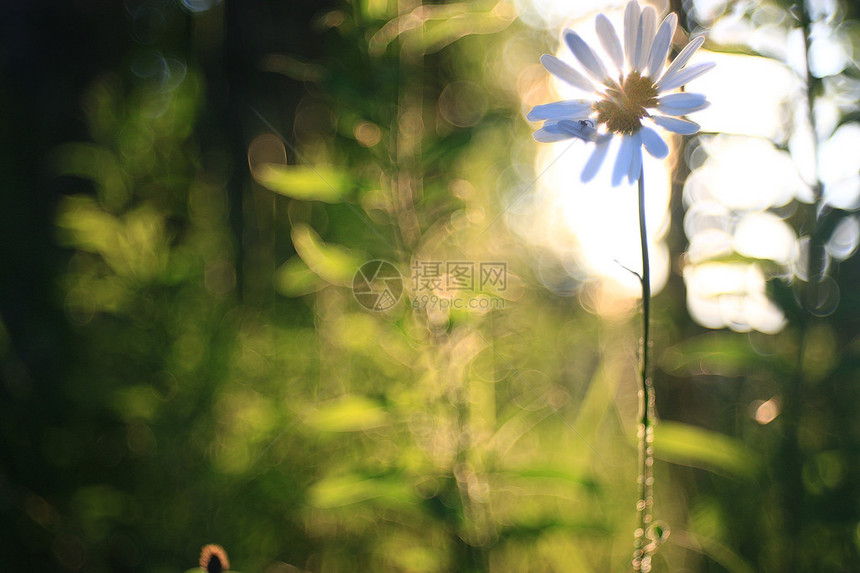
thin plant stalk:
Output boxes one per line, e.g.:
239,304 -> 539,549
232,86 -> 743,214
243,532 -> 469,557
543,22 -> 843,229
633,165 -> 656,572
778,0 -> 824,566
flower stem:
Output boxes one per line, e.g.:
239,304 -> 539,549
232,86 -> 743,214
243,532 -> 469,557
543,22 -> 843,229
633,165 -> 655,572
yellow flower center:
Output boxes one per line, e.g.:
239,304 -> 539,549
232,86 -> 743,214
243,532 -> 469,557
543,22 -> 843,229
592,72 -> 659,135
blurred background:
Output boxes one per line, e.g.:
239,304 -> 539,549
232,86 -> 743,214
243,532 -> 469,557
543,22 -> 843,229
0,0 -> 859,571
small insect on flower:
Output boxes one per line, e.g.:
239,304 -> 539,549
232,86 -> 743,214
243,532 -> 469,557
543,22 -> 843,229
527,0 -> 714,185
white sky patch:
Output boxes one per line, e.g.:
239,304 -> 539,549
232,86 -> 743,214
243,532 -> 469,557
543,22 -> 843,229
809,21 -> 851,77
513,0 -> 623,29
685,263 -> 786,333
826,216 -> 860,261
819,122 -> 860,210
690,51 -> 800,142
684,135 -> 807,210
534,138 -> 673,297
514,0 -> 669,30
733,211 -> 797,265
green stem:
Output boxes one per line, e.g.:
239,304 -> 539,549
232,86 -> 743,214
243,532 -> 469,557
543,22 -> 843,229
777,1 -> 821,567
799,0 -> 821,205
633,165 -> 655,572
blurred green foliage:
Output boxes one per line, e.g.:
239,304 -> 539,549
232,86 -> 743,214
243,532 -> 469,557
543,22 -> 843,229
0,0 -> 859,572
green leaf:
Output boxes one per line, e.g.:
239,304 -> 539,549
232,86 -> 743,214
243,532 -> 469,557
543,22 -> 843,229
656,421 -> 760,479
273,256 -> 324,297
502,467 -> 599,491
497,517 -> 612,540
661,332 -> 758,377
673,529 -> 755,573
254,163 -> 350,203
573,356 -> 625,450
303,395 -> 390,432
52,143 -> 130,210
56,195 -> 120,254
290,223 -> 363,286
371,3 -> 515,56
308,473 -> 415,508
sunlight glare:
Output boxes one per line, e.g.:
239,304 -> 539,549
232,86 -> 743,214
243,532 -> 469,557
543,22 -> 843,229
691,51 -> 800,143
534,140 -> 672,297
733,211 -> 797,265
514,0 -> 629,29
685,136 -> 805,211
685,263 -> 786,333
819,122 -> 860,210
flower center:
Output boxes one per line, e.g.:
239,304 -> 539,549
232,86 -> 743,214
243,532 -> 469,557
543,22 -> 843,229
592,72 -> 659,135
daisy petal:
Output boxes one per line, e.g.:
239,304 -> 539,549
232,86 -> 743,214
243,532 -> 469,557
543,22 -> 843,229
628,133 -> 643,183
657,92 -> 707,110
596,14 -> 625,72
565,30 -> 610,81
646,13 -> 677,78
613,135 -> 635,186
624,1 -> 641,71
640,126 -> 668,158
540,54 -> 595,92
658,61 -> 716,91
533,122 -> 571,142
657,35 -> 705,86
581,137 -> 611,183
636,7 -> 657,73
527,100 -> 593,121
658,102 -> 711,116
558,119 -> 601,142
652,115 -> 701,135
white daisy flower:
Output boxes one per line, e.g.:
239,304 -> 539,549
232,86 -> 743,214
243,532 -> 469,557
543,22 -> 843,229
528,1 -> 714,185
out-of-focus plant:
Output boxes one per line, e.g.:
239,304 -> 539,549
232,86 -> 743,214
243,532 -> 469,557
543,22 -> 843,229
7,0 -> 857,571
666,0 -> 860,569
